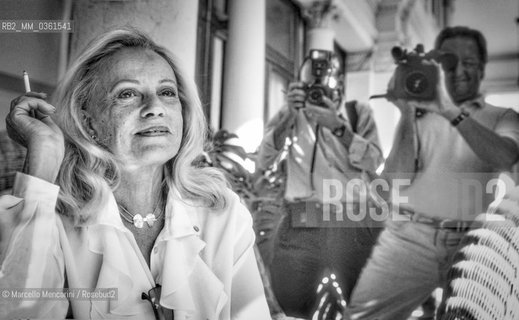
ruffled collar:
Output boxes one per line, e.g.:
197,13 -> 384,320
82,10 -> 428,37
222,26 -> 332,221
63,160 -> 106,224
85,184 -> 228,320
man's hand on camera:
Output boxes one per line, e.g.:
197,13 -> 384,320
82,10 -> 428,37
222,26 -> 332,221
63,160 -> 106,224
286,81 -> 351,135
286,81 -> 343,128
410,62 -> 460,121
303,96 -> 346,131
286,81 -> 306,111
386,74 -> 418,118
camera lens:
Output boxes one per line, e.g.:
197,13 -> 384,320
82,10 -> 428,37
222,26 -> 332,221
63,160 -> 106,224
405,71 -> 429,95
307,86 -> 325,105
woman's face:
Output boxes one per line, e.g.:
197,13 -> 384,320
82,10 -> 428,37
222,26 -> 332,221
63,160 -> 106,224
88,48 -> 183,169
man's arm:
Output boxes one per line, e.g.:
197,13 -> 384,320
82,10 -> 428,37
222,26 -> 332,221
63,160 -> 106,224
304,100 -> 384,173
419,67 -> 519,171
445,108 -> 519,170
346,102 -> 384,173
257,81 -> 306,171
382,101 -> 418,182
256,106 -> 295,171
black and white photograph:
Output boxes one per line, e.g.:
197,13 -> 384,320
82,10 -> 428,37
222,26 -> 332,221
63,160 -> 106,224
0,0 -> 518,319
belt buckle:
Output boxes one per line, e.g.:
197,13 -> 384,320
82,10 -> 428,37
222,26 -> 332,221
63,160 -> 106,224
438,219 -> 454,230
439,219 -> 467,232
399,208 -> 414,220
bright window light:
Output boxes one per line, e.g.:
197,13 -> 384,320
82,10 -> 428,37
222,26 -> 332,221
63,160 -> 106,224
485,92 -> 519,112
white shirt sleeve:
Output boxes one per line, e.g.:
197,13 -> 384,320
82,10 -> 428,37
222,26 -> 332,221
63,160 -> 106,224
228,195 -> 271,320
0,172 -> 68,319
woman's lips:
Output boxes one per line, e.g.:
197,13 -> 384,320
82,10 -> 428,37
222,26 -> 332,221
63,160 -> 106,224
135,126 -> 170,136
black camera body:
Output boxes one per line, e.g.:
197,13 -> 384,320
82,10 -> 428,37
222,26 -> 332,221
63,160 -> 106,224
299,49 -> 340,106
389,44 -> 458,101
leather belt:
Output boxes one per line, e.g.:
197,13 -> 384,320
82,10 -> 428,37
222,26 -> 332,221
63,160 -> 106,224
398,208 -> 474,232
250,200 -> 282,213
285,201 -> 363,228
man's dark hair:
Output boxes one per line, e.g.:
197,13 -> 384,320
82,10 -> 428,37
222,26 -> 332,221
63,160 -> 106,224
434,26 -> 488,65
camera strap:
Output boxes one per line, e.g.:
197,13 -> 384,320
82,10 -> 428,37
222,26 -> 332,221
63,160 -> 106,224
344,100 -> 382,195
345,100 -> 358,133
309,100 -> 358,192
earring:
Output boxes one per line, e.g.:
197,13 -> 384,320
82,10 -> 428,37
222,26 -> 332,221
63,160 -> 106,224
91,134 -> 97,140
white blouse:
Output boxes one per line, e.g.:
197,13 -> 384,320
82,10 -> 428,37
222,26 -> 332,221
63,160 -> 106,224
0,173 -> 270,320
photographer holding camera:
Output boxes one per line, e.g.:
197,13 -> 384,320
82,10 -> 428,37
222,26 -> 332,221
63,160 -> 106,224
256,50 -> 383,318
346,26 -> 519,320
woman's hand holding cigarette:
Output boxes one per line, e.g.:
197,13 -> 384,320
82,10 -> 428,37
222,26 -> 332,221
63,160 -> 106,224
6,93 -> 65,183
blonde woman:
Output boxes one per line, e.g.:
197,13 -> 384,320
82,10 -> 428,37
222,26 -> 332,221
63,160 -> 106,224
0,27 -> 269,320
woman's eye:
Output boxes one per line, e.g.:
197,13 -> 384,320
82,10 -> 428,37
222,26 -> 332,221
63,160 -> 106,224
160,89 -> 177,98
118,89 -> 138,99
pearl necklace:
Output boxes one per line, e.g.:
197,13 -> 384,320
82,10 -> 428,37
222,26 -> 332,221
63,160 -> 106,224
118,191 -> 166,228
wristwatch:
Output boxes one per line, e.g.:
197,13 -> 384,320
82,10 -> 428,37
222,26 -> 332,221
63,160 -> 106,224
450,110 -> 470,126
332,124 -> 346,137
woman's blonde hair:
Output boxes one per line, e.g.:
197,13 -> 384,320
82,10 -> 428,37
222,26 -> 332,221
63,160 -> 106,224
53,27 -> 228,224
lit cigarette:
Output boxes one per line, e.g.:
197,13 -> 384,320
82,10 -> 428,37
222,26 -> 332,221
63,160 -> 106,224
23,70 -> 36,118
23,70 -> 31,93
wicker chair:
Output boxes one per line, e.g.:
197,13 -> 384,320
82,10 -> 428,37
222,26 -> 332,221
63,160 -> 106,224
438,180 -> 519,320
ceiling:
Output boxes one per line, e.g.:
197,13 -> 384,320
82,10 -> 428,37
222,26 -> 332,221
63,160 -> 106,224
450,0 -> 518,57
